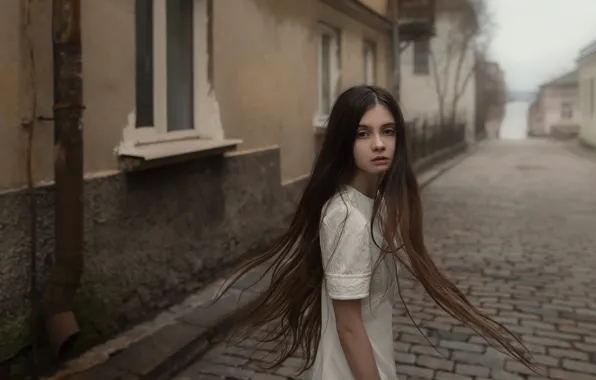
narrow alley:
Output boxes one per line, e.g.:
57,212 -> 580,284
172,140 -> 596,380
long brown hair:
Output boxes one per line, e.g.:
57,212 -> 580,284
215,85 -> 534,374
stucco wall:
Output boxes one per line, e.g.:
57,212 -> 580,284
0,0 -> 135,191
0,146 -> 306,370
0,1 -> 54,191
539,86 -> 581,135
0,0 -> 394,190
215,0 -> 392,182
400,12 -> 476,142
579,54 -> 596,148
358,0 -> 389,16
0,0 -> 395,372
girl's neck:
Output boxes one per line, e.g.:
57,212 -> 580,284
349,170 -> 381,199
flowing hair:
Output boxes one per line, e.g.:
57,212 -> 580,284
215,85 -> 534,374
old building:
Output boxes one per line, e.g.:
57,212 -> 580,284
578,39 -> 596,148
1,0 -> 433,374
528,69 -> 581,138
399,0 -> 478,143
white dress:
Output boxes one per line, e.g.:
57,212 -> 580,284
309,186 -> 399,380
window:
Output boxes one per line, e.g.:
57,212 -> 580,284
560,102 -> 573,120
135,0 -> 154,127
166,0 -> 194,131
131,0 -> 209,143
413,39 -> 430,75
363,40 -> 376,85
317,23 -> 340,123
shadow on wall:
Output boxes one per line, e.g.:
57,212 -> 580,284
0,148 -> 304,377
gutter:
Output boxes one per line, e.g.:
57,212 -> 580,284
43,0 -> 84,358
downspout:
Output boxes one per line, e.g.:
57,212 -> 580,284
391,0 -> 401,102
43,0 -> 84,358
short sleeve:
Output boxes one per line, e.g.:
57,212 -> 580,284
320,205 -> 372,300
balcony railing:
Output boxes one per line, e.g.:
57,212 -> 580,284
406,119 -> 466,164
398,0 -> 436,40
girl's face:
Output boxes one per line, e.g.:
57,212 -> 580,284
353,104 -> 396,176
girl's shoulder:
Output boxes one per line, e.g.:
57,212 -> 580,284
321,191 -> 367,228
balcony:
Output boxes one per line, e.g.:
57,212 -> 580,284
398,0 -> 436,40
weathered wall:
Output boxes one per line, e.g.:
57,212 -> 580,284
318,1 -> 392,90
0,0 -> 134,191
400,12 -> 476,141
540,86 -> 581,134
0,147 -> 305,366
1,0 -> 393,189
216,0 -> 392,182
0,0 -> 395,370
579,54 -> 596,148
213,0 -> 319,183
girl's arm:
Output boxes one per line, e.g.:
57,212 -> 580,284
333,299 -> 381,380
320,204 -> 378,379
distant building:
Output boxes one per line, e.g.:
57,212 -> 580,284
578,39 -> 596,148
399,0 -> 478,142
528,70 -> 581,137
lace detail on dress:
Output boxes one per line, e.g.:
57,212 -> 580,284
320,196 -> 373,300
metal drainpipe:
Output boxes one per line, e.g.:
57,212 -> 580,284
391,0 -> 401,102
43,0 -> 84,358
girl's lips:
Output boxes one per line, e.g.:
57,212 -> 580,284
372,158 -> 389,165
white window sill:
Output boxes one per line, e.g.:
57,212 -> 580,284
313,115 -> 329,134
117,138 -> 242,171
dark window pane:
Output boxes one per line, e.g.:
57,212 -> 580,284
321,34 -> 331,114
413,39 -> 430,75
135,0 -> 154,127
167,0 -> 194,131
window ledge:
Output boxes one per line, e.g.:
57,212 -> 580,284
117,138 -> 242,171
313,115 -> 329,134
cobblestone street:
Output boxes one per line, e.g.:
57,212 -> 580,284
171,140 -> 596,380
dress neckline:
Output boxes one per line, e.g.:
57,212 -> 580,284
345,185 -> 375,205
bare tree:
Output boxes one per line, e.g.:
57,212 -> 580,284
428,0 -> 493,128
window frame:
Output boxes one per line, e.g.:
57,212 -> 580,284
363,40 -> 376,85
560,102 -> 573,120
413,38 -> 430,75
127,0 -> 210,146
316,22 -> 340,126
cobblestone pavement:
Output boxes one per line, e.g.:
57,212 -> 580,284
171,140 -> 596,380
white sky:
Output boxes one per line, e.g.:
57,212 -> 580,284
487,0 -> 596,92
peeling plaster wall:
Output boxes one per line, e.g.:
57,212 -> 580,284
213,0 -> 319,183
1,0 -> 394,190
0,0 -> 394,371
0,0 -> 136,191
0,147 -> 306,368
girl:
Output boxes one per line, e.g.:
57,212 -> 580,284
219,85 -> 533,380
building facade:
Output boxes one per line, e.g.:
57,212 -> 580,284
399,0 -> 477,143
578,40 -> 596,148
529,70 -> 581,138
1,0 -> 400,370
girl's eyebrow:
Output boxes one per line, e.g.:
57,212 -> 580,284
358,122 -> 396,128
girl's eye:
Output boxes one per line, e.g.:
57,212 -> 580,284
384,128 -> 396,136
357,130 -> 368,138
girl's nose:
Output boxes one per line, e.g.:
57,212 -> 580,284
373,134 -> 385,151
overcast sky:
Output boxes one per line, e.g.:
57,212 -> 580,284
487,0 -> 596,92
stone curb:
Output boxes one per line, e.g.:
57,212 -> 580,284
50,142 -> 477,380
